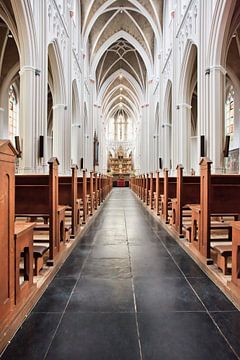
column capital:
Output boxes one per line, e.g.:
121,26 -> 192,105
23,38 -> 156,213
177,103 -> 192,110
209,65 -> 227,75
52,104 -> 66,110
19,66 -> 36,76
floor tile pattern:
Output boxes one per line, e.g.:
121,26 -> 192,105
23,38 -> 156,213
1,189 -> 239,359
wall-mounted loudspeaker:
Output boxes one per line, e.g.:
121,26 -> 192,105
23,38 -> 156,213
223,135 -> 230,158
80,157 -> 84,169
159,157 -> 162,170
39,135 -> 44,158
200,135 -> 205,157
15,136 -> 22,158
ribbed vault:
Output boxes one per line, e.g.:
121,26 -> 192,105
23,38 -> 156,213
81,0 -> 162,165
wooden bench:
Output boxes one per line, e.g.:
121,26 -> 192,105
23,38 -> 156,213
94,172 -> 99,209
211,243 -> 232,275
231,221 -> 240,290
144,174 -> 150,205
154,171 -> 164,216
141,175 -> 145,201
32,245 -> 49,275
77,170 -> 87,224
149,173 -> 155,210
161,169 -> 177,223
15,222 -> 35,303
15,158 -> 66,266
170,165 -> 200,237
59,165 -> 80,237
0,140 -> 17,322
189,158 -> 240,265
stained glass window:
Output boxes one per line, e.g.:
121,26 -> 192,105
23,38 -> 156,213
8,85 -> 18,143
225,86 -> 234,145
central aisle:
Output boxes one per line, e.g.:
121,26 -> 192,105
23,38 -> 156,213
2,189 -> 240,360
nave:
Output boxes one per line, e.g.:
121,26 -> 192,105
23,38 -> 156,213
1,189 -> 240,360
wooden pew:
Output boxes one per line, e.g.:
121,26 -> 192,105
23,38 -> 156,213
86,174 -> 92,216
77,170 -> 87,224
15,158 -> 65,266
15,222 -> 35,304
98,174 -> 102,203
149,173 -> 155,209
190,158 -> 240,264
59,165 -> 80,237
0,140 -> 16,321
154,171 -> 164,216
89,171 -> 95,215
231,222 -> 240,289
141,175 -> 145,201
161,169 -> 177,223
94,172 -> 99,209
144,174 -> 149,205
171,165 -> 200,237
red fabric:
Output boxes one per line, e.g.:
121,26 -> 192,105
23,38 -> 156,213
117,179 -> 125,187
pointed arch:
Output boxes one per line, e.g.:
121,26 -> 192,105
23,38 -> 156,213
48,40 -> 66,105
90,31 -> 153,78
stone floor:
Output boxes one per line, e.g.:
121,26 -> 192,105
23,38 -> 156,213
1,188 -> 240,360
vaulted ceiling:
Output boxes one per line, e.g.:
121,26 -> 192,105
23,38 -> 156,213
81,0 -> 163,128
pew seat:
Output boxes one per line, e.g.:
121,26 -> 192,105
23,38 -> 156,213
33,245 -> 49,276
15,223 -> 35,303
211,242 -> 232,275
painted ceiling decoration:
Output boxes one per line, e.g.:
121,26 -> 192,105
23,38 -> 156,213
81,0 -> 163,128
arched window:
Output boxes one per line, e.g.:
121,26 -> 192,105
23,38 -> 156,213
225,85 -> 234,145
8,85 -> 19,143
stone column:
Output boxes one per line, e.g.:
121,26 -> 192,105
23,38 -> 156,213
177,103 -> 192,172
52,103 -> 65,173
163,123 -> 172,170
0,108 -> 6,138
209,66 -> 226,172
19,66 -> 37,172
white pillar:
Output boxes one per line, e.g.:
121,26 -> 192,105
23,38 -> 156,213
0,108 -> 6,138
163,123 -> 172,169
209,66 -> 226,172
52,103 -> 65,173
178,103 -> 192,172
19,66 -> 37,172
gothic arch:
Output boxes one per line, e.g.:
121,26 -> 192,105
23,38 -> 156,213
208,0 -> 237,67
48,41 -> 66,105
90,31 -> 153,79
10,0 -> 37,67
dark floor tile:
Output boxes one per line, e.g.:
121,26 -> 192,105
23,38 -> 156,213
211,312 -> 240,357
56,256 -> 86,279
127,231 -> 161,245
96,237 -> 127,245
82,258 -> 131,279
134,277 -> 204,312
90,244 -> 129,259
1,313 -> 61,360
138,312 -> 237,360
131,256 -> 182,278
33,278 -> 76,313
93,229 -> 127,240
173,255 -> 206,278
161,241 -> 188,256
188,277 -> 237,312
72,243 -> 93,254
129,243 -> 169,258
66,278 -> 134,312
45,313 -> 140,360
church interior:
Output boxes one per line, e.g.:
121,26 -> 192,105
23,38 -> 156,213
1,0 -> 240,359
